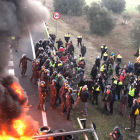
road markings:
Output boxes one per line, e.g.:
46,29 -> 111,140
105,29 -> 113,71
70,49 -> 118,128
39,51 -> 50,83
8,61 -> 14,66
8,69 -> 15,75
27,22 -> 48,126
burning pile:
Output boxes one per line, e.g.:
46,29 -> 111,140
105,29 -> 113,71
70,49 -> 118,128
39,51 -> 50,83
0,75 -> 39,140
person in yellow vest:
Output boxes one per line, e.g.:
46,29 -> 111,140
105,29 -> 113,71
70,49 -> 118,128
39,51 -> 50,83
77,35 -> 82,47
64,33 -> 70,43
100,63 -> 105,73
128,84 -> 136,108
92,83 -> 100,105
103,51 -> 108,61
101,44 -> 108,59
129,99 -> 139,130
117,53 -> 122,63
11,35 -> 20,52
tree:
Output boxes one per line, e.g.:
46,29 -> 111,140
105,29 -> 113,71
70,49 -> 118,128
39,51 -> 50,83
84,2 -> 116,36
130,20 -> 140,47
101,0 -> 126,13
136,5 -> 140,13
53,0 -> 85,16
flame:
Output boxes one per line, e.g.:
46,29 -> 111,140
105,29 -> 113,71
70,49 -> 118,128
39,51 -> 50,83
13,120 -> 25,136
0,116 -> 38,140
10,83 -> 24,100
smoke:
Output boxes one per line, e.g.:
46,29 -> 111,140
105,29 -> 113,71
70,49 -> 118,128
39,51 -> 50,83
0,0 -> 49,137
0,0 -> 50,76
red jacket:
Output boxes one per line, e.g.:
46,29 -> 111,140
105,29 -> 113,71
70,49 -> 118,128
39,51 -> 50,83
120,75 -> 125,83
58,47 -> 65,53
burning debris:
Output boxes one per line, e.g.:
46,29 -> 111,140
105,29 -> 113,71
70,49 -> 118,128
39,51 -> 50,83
0,75 -> 39,140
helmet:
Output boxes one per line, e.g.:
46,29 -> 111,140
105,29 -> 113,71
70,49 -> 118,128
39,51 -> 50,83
43,52 -> 46,56
58,75 -> 62,79
53,71 -> 57,76
36,42 -> 39,46
35,61 -> 39,66
22,54 -> 26,58
41,47 -> 44,51
33,59 -> 36,63
97,56 -> 100,59
44,69 -> 48,74
64,80 -> 68,85
46,46 -> 50,50
39,39 -> 42,43
68,88 -> 73,93
38,47 -> 42,51
41,66 -> 45,71
46,59 -> 50,63
52,79 -> 56,85
44,54 -> 48,59
49,65 -> 53,69
40,81 -> 45,87
39,53 -> 43,58
65,84 -> 69,90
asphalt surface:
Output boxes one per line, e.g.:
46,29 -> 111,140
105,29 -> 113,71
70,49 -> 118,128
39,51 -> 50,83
10,9 -> 79,140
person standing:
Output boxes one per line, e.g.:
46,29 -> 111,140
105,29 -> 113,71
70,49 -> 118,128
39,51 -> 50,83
117,53 -> 122,63
50,79 -> 57,109
101,44 -> 108,59
103,89 -> 112,115
120,89 -> 128,117
66,88 -> 73,121
19,54 -> 32,76
129,99 -> 139,130
128,83 -> 136,108
36,81 -> 47,111
81,44 -> 86,57
90,64 -> 97,81
56,38 -> 63,50
92,83 -> 100,105
77,35 -> 82,47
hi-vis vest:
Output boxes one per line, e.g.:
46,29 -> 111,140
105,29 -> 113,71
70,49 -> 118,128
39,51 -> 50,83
117,54 -> 122,59
65,34 -> 68,37
68,34 -> 70,37
11,36 -> 15,40
77,36 -> 82,38
92,86 -> 100,91
100,65 -> 104,72
101,46 -> 108,49
113,80 -> 117,84
78,57 -> 82,62
58,63 -> 62,67
103,52 -> 108,56
118,81 -> 123,85
78,87 -> 88,96
128,86 -> 135,97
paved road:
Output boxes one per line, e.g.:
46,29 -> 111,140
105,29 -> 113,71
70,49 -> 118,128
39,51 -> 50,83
8,8 -> 79,140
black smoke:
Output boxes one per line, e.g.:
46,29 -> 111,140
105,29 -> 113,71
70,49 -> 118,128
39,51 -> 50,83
0,0 -> 50,76
0,0 -> 49,136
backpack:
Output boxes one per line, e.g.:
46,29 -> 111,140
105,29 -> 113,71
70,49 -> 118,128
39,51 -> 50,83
134,108 -> 139,115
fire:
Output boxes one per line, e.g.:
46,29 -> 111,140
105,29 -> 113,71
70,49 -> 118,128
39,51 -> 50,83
0,116 -> 38,140
13,120 -> 25,136
11,82 -> 24,100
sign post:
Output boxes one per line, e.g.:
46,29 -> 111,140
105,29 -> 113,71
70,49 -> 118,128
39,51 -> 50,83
53,12 -> 61,38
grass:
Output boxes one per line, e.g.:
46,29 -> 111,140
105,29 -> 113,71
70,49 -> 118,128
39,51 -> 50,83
85,0 -> 140,13
45,0 -> 140,140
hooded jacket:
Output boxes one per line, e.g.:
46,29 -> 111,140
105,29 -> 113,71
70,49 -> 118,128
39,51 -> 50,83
111,126 -> 123,140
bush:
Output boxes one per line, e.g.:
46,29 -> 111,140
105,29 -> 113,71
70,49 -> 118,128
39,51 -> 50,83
101,0 -> 126,13
130,20 -> 140,47
84,2 -> 116,36
53,0 -> 85,16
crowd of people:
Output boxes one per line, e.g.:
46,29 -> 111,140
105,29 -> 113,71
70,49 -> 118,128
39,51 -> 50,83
19,32 -> 140,139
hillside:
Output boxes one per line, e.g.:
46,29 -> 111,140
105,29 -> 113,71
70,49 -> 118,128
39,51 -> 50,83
44,0 -> 140,139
